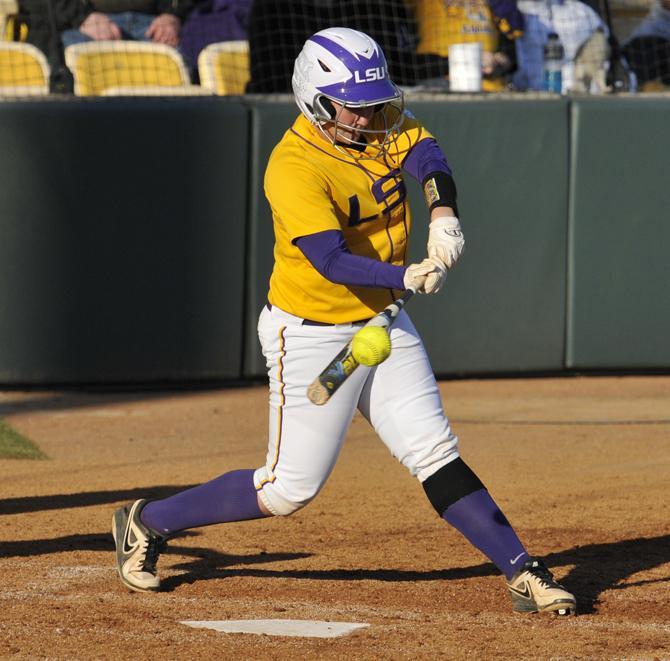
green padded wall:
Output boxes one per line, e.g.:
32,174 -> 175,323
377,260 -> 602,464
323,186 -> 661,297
567,98 -> 670,369
405,100 -> 569,375
243,99 -> 569,378
243,101 -> 300,378
0,99 -> 249,383
3,97 -> 665,385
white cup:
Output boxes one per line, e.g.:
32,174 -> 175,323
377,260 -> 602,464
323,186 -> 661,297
448,42 -> 483,92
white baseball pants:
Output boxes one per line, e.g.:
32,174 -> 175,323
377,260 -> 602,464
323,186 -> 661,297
254,303 -> 459,516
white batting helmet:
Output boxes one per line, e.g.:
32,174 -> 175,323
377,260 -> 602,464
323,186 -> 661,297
292,27 -> 404,156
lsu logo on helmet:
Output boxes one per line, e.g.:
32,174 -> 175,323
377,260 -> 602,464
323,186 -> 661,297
353,67 -> 386,83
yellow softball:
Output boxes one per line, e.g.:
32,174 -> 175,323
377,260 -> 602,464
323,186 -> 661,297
351,326 -> 392,366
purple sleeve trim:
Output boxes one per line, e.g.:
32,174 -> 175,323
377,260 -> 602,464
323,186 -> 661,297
296,230 -> 406,290
403,138 -> 452,183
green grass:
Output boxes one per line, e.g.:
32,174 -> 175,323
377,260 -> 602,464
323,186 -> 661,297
0,419 -> 46,459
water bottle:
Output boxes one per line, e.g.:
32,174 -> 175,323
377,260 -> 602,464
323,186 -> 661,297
543,32 -> 564,93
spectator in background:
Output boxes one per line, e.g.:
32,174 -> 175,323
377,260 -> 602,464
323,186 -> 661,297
341,0 -> 453,86
246,0 -> 321,93
179,0 -> 250,80
246,0 -> 452,93
13,2 -> 64,57
15,0 -> 81,90
623,0 -> 670,90
512,0 -> 607,93
15,0 -> 192,91
409,0 -> 524,91
60,0 -> 193,50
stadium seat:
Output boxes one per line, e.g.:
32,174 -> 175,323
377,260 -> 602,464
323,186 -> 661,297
64,42 -> 191,96
197,40 -> 249,95
0,42 -> 49,95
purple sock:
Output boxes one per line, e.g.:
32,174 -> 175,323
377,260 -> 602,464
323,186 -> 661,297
140,469 -> 267,535
442,488 -> 528,580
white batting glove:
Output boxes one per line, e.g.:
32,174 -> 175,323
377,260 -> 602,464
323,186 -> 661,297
423,256 -> 447,294
403,258 -> 446,294
427,216 -> 465,269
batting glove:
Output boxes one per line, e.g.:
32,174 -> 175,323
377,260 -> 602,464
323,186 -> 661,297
427,215 -> 465,269
423,256 -> 447,294
403,258 -> 446,294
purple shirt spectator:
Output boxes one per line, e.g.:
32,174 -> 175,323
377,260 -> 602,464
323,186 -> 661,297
180,0 -> 250,74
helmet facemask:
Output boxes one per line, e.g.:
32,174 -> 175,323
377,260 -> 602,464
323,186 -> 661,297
312,95 -> 405,161
292,27 -> 405,161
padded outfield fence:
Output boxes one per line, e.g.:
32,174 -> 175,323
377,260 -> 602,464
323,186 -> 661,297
0,94 -> 668,385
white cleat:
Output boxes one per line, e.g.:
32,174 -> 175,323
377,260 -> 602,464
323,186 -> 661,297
111,499 -> 167,593
507,558 -> 577,616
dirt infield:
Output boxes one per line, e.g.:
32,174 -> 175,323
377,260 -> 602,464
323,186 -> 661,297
1,376 -> 669,659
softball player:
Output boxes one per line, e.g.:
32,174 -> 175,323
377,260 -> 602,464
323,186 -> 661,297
112,27 -> 576,616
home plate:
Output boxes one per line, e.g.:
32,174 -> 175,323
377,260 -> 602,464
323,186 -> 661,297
181,619 -> 369,638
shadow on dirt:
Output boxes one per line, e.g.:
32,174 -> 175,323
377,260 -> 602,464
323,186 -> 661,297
0,386 -> 255,418
0,486 -> 197,515
0,393 -> 175,418
2,484 -> 668,615
0,531 -> 311,571
160,535 -> 670,612
545,536 -> 670,614
161,559 -> 496,592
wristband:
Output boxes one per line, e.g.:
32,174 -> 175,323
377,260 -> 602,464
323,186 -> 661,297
422,171 -> 459,215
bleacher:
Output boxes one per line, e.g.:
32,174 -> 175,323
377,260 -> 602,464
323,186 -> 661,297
0,0 -> 668,97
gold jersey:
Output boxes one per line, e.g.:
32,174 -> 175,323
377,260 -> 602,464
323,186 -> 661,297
411,0 -> 504,92
265,109 -> 431,324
